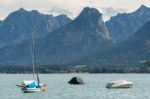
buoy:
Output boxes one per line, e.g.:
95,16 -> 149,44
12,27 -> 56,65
41,84 -> 47,92
42,88 -> 46,92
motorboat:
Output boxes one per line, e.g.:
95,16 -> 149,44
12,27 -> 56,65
106,80 -> 133,88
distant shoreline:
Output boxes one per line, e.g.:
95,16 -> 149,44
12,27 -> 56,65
0,73 -> 150,75
0,65 -> 150,73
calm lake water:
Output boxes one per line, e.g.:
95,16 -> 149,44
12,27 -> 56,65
0,74 -> 150,99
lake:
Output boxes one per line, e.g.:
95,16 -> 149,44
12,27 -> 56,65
0,74 -> 150,99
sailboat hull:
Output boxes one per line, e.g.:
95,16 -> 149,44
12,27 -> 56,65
22,87 -> 41,93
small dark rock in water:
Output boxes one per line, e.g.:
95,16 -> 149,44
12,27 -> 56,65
68,76 -> 85,84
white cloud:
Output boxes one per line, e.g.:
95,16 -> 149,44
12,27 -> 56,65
101,7 -> 128,20
48,7 -> 72,17
0,0 -> 150,21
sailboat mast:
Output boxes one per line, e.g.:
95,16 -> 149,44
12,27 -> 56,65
31,31 -> 40,86
30,38 -> 35,80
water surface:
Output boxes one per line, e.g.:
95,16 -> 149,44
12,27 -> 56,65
0,74 -> 150,99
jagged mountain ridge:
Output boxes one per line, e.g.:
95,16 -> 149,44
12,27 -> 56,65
0,7 -> 111,65
38,7 -> 111,64
0,8 -> 71,47
106,5 -> 150,41
75,20 -> 150,67
0,5 -> 149,67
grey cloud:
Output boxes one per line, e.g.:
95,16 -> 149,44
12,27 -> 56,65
49,7 -> 72,16
100,7 -> 128,20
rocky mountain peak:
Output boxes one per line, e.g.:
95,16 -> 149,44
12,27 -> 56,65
139,5 -> 149,10
136,5 -> 150,13
0,8 -> 71,47
30,10 -> 40,15
73,7 -> 109,39
18,8 -> 27,13
76,7 -> 102,24
106,5 -> 150,41
80,7 -> 101,17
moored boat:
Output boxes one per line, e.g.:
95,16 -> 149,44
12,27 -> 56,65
21,81 -> 42,93
106,80 -> 133,88
21,31 -> 46,93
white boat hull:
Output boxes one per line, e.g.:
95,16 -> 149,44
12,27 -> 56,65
106,80 -> 133,89
22,87 -> 41,93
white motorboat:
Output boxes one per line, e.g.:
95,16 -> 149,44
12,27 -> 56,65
106,80 -> 133,88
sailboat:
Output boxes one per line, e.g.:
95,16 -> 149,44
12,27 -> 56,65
20,31 -> 46,93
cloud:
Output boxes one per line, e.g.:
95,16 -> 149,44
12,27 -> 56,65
0,0 -> 150,21
100,7 -> 128,20
48,7 -> 72,17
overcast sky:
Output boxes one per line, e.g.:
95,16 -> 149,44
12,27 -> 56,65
0,0 -> 150,21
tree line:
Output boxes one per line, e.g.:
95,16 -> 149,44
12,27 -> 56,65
0,62 -> 150,73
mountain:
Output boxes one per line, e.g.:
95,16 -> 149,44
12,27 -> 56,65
106,5 -> 150,41
38,7 -> 111,64
0,7 -> 111,65
0,8 -> 71,47
76,20 -> 150,67
46,7 -> 110,47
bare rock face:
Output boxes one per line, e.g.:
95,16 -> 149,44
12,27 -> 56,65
68,76 -> 85,84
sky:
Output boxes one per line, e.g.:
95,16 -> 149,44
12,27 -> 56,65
0,0 -> 150,21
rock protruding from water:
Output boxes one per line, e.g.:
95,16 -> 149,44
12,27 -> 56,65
68,76 -> 85,84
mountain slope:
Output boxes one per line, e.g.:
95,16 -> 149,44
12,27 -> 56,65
38,7 -> 111,64
46,7 -> 110,47
106,5 -> 150,41
0,7 -> 111,65
0,8 -> 71,47
76,20 -> 150,67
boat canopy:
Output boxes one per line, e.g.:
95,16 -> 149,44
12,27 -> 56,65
22,80 -> 35,85
26,82 -> 37,88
